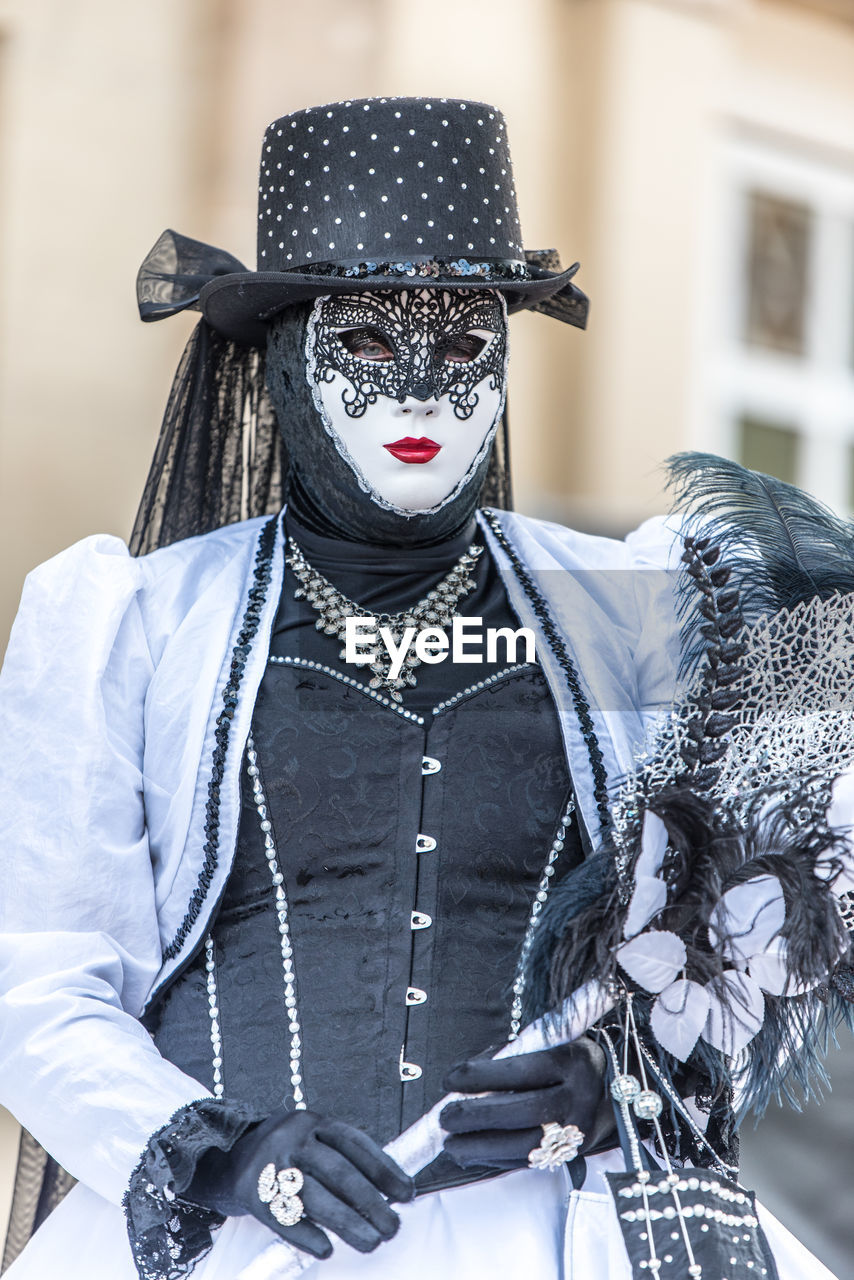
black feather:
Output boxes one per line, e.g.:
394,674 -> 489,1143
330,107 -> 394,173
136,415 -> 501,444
667,452 -> 854,623
521,851 -> 619,1024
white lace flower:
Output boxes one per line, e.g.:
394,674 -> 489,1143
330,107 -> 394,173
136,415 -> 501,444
622,811 -> 669,940
627,872 -> 807,1060
618,929 -> 687,994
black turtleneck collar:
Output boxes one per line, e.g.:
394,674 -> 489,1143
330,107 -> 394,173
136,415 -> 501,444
285,471 -> 478,552
283,507 -> 480,614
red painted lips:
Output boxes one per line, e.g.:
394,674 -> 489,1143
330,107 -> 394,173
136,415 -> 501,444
383,437 -> 442,464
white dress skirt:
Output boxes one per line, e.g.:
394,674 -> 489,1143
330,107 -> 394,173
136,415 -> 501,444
8,1150 -> 837,1280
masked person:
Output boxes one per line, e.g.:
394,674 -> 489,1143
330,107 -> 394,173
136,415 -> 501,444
0,99 -> 849,1280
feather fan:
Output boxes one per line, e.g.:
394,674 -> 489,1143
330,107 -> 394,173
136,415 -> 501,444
521,458 -> 854,1130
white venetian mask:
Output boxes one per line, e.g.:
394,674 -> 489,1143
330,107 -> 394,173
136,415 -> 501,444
304,288 -> 508,513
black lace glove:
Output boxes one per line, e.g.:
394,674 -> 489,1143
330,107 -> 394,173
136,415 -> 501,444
439,1037 -> 616,1170
186,1108 -> 414,1260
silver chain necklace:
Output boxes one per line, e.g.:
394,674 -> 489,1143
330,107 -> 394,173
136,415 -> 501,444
285,536 -> 484,701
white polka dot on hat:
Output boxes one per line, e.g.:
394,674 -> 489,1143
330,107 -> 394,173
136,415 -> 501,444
256,96 -> 525,273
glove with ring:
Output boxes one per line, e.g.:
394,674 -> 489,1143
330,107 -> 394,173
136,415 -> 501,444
439,1036 -> 616,1172
186,1108 -> 414,1259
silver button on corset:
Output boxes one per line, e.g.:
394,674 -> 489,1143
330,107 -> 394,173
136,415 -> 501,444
399,1045 -> 423,1082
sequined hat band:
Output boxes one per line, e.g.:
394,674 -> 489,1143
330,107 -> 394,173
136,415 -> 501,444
298,256 -> 531,282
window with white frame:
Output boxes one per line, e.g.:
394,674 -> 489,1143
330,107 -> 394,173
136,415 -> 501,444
709,136 -> 854,513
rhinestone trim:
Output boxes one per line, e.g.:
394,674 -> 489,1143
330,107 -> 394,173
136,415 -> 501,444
268,655 -> 426,724
268,657 -> 536,723
246,733 -> 306,1111
509,796 -> 576,1037
431,662 -> 535,714
204,935 -> 223,1099
298,257 -> 531,282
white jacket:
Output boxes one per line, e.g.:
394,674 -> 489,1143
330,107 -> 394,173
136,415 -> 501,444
0,507 -> 680,1208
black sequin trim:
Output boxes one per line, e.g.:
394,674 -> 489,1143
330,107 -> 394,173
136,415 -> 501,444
298,256 -> 531,282
162,516 -> 278,963
481,509 -> 611,834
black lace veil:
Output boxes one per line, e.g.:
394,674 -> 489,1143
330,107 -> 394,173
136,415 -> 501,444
129,323 -> 282,556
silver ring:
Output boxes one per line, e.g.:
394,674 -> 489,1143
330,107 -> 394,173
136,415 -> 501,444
257,1162 -> 306,1226
527,1121 -> 584,1171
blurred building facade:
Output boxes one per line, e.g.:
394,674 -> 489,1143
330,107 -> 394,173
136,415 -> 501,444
0,0 -> 852,1272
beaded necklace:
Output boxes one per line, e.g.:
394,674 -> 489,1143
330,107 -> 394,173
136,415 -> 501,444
285,535 -> 483,701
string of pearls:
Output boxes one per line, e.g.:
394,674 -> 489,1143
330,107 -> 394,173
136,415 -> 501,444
247,734 -> 306,1110
204,936 -> 223,1099
269,653 -> 535,722
202,739 -> 306,1109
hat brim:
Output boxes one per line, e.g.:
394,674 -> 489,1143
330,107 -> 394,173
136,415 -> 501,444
199,261 -> 588,346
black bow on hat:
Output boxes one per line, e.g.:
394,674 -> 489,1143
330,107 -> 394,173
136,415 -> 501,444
137,96 -> 588,346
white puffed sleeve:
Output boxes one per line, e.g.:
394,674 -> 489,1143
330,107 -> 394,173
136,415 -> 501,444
0,535 -> 213,1205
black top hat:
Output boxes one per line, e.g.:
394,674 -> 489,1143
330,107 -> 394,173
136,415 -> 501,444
138,97 -> 588,346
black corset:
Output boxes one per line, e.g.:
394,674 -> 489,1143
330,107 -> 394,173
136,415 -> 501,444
148,658 -> 581,1131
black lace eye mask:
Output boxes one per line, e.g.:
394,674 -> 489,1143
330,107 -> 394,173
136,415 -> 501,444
305,289 -> 507,420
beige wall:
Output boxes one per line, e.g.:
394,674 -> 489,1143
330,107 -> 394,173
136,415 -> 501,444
553,0 -> 733,526
1,0 -> 853,1264
4,1 -> 854,635
0,0 -> 213,637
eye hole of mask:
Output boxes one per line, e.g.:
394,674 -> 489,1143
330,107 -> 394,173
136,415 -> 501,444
434,330 -> 491,365
335,327 -> 396,362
